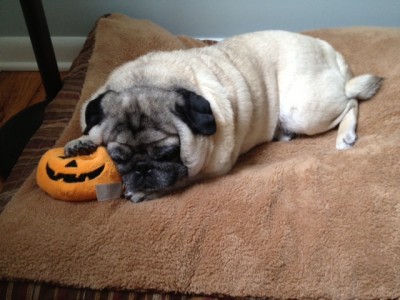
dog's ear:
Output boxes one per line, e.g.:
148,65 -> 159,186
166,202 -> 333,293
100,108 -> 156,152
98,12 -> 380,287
174,89 -> 216,135
83,92 -> 106,135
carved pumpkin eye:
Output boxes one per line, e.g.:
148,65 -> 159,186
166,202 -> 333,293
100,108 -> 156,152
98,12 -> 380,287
36,147 -> 121,201
65,160 -> 78,168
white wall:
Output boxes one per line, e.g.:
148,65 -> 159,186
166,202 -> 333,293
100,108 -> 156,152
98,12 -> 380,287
1,0 -> 400,70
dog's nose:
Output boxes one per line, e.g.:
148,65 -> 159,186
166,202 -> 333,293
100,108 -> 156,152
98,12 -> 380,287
135,169 -> 153,177
135,161 -> 150,174
133,161 -> 153,186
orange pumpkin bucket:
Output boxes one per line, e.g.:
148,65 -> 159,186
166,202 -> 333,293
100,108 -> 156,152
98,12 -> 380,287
36,147 -> 121,201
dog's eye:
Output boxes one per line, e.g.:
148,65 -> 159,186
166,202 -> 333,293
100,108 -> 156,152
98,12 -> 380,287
107,143 -> 132,163
149,145 -> 180,161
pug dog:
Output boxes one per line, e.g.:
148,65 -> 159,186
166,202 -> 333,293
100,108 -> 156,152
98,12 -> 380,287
65,30 -> 382,202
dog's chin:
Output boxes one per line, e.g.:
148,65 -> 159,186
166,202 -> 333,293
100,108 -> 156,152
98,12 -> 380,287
124,190 -> 161,203
120,163 -> 189,203
123,175 -> 192,203
124,183 -> 187,203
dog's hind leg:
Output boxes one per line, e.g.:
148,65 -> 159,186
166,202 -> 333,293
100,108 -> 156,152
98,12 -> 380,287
273,121 -> 297,142
336,74 -> 383,150
336,99 -> 358,150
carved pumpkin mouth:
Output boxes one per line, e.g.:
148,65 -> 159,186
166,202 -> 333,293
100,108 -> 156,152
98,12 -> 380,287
46,163 -> 105,183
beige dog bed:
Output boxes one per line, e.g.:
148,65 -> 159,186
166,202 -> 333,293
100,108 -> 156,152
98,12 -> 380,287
0,14 -> 399,299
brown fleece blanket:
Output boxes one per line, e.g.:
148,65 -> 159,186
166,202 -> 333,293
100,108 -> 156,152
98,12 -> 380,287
1,14 -> 400,299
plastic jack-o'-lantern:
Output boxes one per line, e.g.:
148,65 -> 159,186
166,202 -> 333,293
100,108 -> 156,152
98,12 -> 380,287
37,147 -> 121,201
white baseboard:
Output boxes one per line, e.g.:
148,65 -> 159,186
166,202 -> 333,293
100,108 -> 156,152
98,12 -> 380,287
0,36 -> 86,71
0,36 -> 223,72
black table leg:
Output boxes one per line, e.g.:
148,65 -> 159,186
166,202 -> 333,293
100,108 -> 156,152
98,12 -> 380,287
19,0 -> 62,101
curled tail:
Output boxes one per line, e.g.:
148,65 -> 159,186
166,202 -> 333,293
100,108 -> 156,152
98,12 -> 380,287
345,74 -> 383,100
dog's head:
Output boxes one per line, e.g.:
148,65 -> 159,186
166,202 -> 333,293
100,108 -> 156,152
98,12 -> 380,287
82,86 -> 216,202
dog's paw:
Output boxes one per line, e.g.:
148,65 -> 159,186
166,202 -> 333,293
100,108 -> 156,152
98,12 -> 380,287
336,131 -> 357,150
64,136 -> 98,157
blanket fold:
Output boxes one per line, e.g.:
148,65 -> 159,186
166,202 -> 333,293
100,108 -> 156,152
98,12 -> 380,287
0,14 -> 399,299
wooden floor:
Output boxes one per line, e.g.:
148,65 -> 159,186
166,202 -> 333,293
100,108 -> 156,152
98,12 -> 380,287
0,71 -> 45,189
0,71 -> 45,127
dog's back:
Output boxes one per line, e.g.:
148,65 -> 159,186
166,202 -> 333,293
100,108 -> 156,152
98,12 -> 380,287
214,31 -> 382,150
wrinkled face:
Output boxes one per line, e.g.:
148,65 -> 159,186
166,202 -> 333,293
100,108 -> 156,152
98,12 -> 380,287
83,86 -> 216,202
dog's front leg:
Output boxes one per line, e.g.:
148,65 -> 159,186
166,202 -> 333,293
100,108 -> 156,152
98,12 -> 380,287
64,135 -> 98,157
